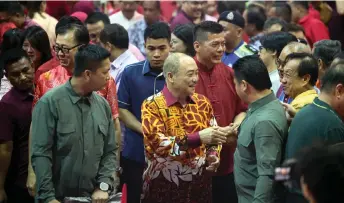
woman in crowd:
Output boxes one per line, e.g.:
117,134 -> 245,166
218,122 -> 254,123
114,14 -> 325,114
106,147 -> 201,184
21,26 -> 53,82
170,23 -> 196,57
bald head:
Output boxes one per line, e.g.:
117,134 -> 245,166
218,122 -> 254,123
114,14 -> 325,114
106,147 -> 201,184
163,53 -> 195,78
280,42 -> 311,61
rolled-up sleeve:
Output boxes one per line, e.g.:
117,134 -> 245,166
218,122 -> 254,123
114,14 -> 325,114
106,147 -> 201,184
96,103 -> 117,186
117,68 -> 131,110
31,100 -> 56,203
253,120 -> 283,203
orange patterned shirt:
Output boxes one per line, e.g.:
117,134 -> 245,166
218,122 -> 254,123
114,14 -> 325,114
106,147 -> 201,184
33,65 -> 119,119
141,86 -> 220,195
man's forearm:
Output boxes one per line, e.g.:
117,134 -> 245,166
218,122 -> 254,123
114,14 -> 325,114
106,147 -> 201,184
119,109 -> 142,134
28,123 -> 34,175
0,142 -> 12,189
253,175 -> 274,203
114,118 -> 121,152
233,112 -> 246,125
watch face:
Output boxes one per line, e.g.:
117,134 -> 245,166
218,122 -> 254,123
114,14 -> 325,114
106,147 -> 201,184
100,182 -> 109,191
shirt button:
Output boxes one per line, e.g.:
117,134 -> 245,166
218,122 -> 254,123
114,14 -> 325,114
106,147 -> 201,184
156,89 -> 159,92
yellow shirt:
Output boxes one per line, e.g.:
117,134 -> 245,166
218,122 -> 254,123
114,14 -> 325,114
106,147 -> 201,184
291,89 -> 318,112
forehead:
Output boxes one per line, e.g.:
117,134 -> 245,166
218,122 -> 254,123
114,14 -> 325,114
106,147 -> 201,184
56,30 -> 76,45
205,32 -> 225,42
7,57 -> 31,72
284,59 -> 299,72
143,1 -> 158,9
146,38 -> 170,46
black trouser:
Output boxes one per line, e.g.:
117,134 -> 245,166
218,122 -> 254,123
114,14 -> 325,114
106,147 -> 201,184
5,184 -> 34,203
121,156 -> 145,203
212,172 -> 238,203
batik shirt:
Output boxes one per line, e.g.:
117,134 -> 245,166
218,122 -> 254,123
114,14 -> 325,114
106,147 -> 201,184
34,65 -> 119,119
141,86 -> 221,196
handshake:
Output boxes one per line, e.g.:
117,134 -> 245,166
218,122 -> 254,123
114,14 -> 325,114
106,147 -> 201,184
199,123 -> 239,146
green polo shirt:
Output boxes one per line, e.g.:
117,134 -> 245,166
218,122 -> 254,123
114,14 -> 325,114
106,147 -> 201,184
31,80 -> 117,203
285,97 -> 344,159
234,93 -> 288,203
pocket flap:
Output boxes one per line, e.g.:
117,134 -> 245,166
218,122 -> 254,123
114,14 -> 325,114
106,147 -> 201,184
57,123 -> 76,134
99,124 -> 108,135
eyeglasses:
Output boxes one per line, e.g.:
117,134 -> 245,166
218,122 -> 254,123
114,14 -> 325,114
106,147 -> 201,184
53,44 -> 81,55
276,58 -> 287,68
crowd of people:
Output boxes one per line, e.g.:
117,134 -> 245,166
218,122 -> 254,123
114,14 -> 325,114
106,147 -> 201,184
0,1 -> 344,203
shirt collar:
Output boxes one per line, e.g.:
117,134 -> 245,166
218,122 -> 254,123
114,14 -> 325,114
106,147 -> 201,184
180,10 -> 194,23
141,60 -> 163,77
162,85 -> 196,107
194,56 -> 216,72
64,79 -> 95,104
111,50 -> 132,70
11,87 -> 34,101
226,40 -> 244,55
248,92 -> 276,113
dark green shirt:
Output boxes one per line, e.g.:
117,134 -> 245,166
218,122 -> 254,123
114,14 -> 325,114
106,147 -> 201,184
31,80 -> 117,203
285,97 -> 344,159
234,93 -> 288,203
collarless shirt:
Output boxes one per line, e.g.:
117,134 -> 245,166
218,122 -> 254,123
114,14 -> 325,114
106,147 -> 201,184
285,97 -> 344,160
31,80 -> 116,202
194,57 -> 248,175
221,41 -> 254,67
234,93 -> 288,203
117,60 -> 165,163
109,11 -> 143,30
0,88 -> 33,189
110,49 -> 138,91
34,65 -> 119,119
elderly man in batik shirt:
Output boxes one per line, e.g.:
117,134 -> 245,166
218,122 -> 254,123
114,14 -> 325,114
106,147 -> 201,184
141,53 -> 229,203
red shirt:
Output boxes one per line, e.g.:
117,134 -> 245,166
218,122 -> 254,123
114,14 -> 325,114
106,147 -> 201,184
299,13 -> 329,47
0,22 -> 16,44
34,65 -> 119,119
34,57 -> 60,84
194,57 -> 248,175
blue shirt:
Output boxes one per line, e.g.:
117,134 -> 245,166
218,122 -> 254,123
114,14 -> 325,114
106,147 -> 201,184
117,60 -> 165,163
221,41 -> 255,67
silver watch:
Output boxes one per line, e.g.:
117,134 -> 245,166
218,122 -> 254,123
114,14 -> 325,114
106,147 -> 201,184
99,182 -> 109,192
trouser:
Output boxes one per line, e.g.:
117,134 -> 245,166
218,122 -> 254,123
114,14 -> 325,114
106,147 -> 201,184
212,172 -> 238,203
6,184 -> 34,203
121,156 -> 145,203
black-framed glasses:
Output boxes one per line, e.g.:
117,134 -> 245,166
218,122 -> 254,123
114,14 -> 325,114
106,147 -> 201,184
53,44 -> 81,55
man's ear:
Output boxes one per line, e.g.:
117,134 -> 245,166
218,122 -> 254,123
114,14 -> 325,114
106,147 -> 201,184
194,41 -> 200,53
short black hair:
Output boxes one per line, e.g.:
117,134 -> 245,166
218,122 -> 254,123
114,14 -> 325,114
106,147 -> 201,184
1,28 -> 22,53
233,55 -> 272,91
56,24 -> 90,46
193,21 -> 223,43
263,17 -> 287,32
285,52 -> 318,86
321,62 -> 344,93
100,24 -> 129,49
286,23 -> 305,34
55,16 -> 84,34
299,145 -> 344,203
246,7 -> 267,31
1,48 -> 30,73
4,2 -> 25,16
26,1 -> 43,19
143,1 -> 161,11
85,12 -> 110,25
74,44 -> 111,77
22,26 -> 52,66
292,1 -> 309,10
173,23 -> 195,57
313,40 -> 342,67
144,22 -> 171,42
272,2 -> 292,23
217,1 -> 246,15
261,31 -> 297,57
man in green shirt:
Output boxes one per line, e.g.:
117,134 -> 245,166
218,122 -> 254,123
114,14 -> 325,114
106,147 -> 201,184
233,55 -> 288,203
285,58 -> 344,203
31,44 -> 117,203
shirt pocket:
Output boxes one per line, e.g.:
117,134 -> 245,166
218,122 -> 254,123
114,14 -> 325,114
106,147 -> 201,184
56,123 -> 76,156
237,133 -> 254,161
94,124 -> 108,154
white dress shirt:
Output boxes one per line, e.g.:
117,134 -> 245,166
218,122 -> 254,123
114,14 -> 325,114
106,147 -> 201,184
109,11 -> 143,30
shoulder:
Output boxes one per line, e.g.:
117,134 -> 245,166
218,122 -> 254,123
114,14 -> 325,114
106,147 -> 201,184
0,88 -> 14,104
123,61 -> 145,75
142,92 -> 164,110
38,83 -> 65,103
192,93 -> 211,105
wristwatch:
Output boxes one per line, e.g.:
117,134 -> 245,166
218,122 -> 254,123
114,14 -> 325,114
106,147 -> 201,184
99,182 -> 110,192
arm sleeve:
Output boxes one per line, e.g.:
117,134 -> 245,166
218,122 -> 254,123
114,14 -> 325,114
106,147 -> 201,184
104,78 -> 119,119
311,21 -> 330,43
117,68 -> 131,110
31,100 -> 56,203
96,102 -> 117,186
253,120 -> 283,203
32,77 -> 44,108
141,99 -> 202,159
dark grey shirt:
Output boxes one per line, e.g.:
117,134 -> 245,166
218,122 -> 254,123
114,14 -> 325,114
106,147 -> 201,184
31,80 -> 117,203
234,93 -> 288,203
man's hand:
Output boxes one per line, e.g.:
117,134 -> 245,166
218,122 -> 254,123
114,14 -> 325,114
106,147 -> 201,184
91,189 -> 109,203
0,189 -> 7,203
48,199 -> 60,203
26,171 -> 36,197
218,123 -> 240,137
281,102 -> 296,119
199,127 -> 227,145
206,155 -> 220,172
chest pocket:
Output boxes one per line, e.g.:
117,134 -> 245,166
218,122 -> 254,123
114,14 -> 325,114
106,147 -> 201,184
94,124 -> 108,155
56,123 -> 76,156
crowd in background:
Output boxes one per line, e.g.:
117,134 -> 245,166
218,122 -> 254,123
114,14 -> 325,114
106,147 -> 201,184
0,1 -> 344,203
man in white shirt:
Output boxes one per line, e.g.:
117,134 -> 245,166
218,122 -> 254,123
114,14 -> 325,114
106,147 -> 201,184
109,1 -> 143,30
100,23 -> 138,91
